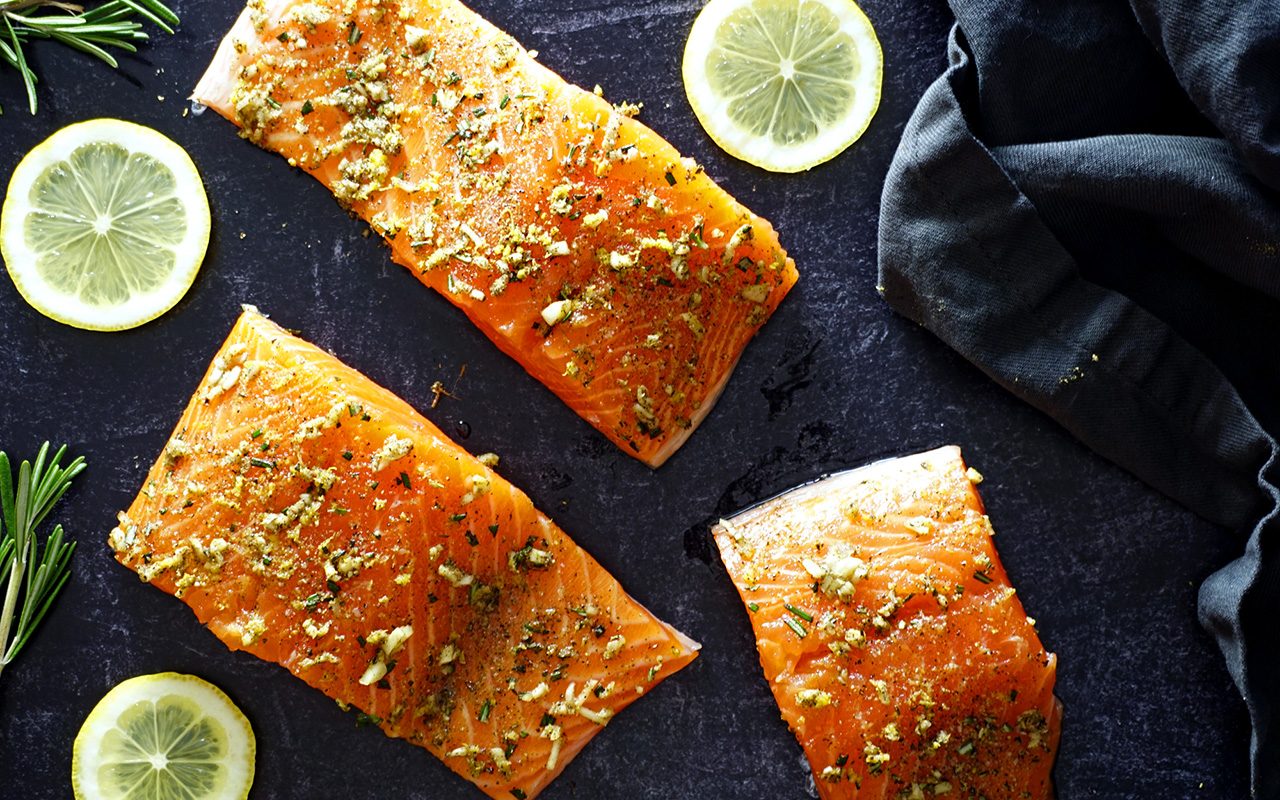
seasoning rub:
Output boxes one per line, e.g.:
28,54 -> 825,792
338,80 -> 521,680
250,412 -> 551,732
712,447 -> 1060,799
192,0 -> 798,467
110,307 -> 699,800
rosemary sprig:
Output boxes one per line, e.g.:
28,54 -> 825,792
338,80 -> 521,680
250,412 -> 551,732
0,442 -> 85,679
0,0 -> 180,115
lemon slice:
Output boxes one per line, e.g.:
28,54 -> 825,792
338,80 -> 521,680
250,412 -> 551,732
682,0 -> 882,172
72,673 -> 255,800
1,118 -> 210,331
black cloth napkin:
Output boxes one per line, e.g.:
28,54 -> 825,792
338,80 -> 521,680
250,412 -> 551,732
876,0 -> 1280,795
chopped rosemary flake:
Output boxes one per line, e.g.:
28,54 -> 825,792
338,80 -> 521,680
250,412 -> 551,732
478,699 -> 493,722
499,95 -> 510,109
488,524 -> 500,536
347,23 -> 361,44
276,32 -> 289,42
783,616 -> 808,639
341,451 -> 353,460
265,96 -> 281,109
250,428 -> 264,438
397,471 -> 412,489
355,712 -> 381,727
465,531 -> 479,546
300,100 -> 314,115
512,791 -> 528,800
303,593 -> 324,610
450,512 -> 467,522
973,571 -> 993,584
748,603 -> 760,612
326,579 -> 341,594
664,170 -> 676,186
259,442 -> 270,452
249,458 -> 275,469
784,603 -> 813,622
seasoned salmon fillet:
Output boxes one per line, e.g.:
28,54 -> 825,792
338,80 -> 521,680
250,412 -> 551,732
191,0 -> 798,467
712,447 -> 1060,799
109,307 -> 699,800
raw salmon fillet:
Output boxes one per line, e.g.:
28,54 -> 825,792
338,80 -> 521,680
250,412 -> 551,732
109,307 -> 699,800
191,0 -> 798,468
712,447 -> 1060,799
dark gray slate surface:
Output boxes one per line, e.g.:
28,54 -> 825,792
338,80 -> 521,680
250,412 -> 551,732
0,0 -> 1252,797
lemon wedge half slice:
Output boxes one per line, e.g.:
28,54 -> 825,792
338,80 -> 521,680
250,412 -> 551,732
72,673 -> 255,800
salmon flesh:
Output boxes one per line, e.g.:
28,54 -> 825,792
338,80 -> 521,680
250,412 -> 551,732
110,307 -> 699,800
192,0 -> 798,467
712,447 -> 1060,798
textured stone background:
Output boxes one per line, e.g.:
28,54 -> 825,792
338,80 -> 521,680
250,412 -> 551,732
0,0 -> 1252,797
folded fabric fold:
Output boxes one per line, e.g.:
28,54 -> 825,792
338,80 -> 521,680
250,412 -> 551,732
877,2 -> 1280,795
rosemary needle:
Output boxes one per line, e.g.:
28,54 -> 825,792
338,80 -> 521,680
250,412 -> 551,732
0,0 -> 180,114
0,442 -> 85,679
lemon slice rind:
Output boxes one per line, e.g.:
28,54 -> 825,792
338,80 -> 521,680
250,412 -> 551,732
72,672 -> 255,800
1,118 -> 210,331
682,0 -> 883,173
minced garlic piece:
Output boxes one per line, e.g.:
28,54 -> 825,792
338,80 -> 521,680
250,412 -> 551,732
404,24 -> 429,52
302,618 -> 331,639
164,438 -> 191,464
541,299 -> 575,327
359,624 -> 413,685
869,678 -> 891,704
802,551 -> 869,602
796,688 -> 832,708
602,634 -> 625,660
438,561 -> 473,587
371,434 -> 414,471
460,474 -> 491,505
286,2 -> 331,29
722,223 -> 754,266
